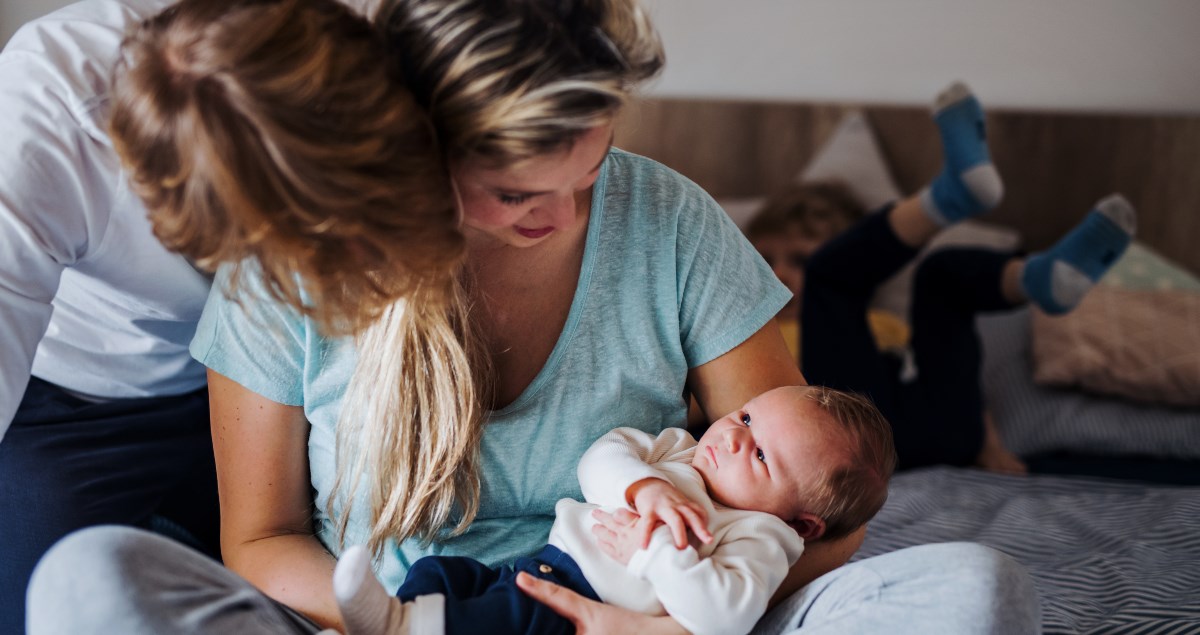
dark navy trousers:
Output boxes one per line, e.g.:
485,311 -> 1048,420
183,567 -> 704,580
0,377 -> 220,635
802,208 -> 1017,470
398,545 -> 601,635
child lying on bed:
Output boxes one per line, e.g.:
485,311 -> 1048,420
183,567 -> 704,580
747,82 -> 1137,475
329,385 -> 896,635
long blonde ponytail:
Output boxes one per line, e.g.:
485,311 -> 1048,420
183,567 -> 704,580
331,277 -> 490,554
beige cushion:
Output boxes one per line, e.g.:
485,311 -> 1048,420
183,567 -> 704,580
1032,286 -> 1200,407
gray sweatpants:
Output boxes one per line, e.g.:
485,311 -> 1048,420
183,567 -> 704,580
27,526 -> 1041,634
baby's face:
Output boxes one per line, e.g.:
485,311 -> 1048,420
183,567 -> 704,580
692,386 -> 847,521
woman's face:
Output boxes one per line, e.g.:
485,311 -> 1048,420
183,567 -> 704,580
451,124 -> 614,249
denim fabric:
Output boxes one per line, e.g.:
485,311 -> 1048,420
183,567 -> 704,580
399,545 -> 599,635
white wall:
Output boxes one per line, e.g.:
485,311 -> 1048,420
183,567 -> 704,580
7,0 -> 1200,114
640,0 -> 1200,114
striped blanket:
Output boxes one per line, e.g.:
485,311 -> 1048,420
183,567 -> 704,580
855,467 -> 1200,634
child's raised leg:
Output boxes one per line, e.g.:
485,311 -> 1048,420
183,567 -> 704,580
918,82 -> 1004,227
1018,194 -> 1137,314
890,82 -> 1004,246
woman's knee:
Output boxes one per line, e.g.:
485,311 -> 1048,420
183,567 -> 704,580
27,526 -> 172,632
900,542 -> 1041,632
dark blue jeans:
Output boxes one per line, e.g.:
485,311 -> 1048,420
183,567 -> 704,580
398,545 -> 601,635
0,377 -> 220,635
802,207 -> 1017,470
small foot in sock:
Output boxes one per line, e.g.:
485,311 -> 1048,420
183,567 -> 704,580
334,546 -> 411,635
918,82 -> 1004,226
1021,194 -> 1137,315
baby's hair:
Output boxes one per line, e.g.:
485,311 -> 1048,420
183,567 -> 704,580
747,180 -> 865,242
796,385 -> 896,541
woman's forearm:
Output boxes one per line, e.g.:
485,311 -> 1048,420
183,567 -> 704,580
224,532 -> 342,629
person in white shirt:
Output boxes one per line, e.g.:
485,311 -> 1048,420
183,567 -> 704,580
331,385 -> 896,635
0,0 -> 457,630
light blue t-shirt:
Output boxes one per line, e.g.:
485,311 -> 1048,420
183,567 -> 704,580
190,149 -> 790,591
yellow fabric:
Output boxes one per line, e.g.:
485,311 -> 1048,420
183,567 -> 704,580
867,310 -> 911,352
780,309 -> 910,362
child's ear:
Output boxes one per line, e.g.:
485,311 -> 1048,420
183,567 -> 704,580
788,513 -> 826,541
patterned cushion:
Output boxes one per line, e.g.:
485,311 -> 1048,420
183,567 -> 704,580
1031,286 -> 1200,407
981,309 -> 1200,459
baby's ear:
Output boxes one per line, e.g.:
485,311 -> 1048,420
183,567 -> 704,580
788,513 -> 826,541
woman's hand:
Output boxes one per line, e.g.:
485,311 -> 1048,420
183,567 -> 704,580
516,572 -> 690,635
625,478 -> 712,549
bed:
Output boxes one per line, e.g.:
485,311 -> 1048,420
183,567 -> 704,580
615,98 -> 1200,633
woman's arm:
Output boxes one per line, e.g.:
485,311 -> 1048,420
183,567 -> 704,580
208,369 -> 343,629
685,317 -> 805,422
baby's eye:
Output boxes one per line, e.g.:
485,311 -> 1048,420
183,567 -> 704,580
740,413 -> 751,426
756,448 -> 766,462
498,193 -> 532,205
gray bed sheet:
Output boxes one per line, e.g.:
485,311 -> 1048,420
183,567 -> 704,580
755,467 -> 1200,634
853,467 -> 1200,634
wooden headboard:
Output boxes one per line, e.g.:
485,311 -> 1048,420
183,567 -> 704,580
615,98 -> 1200,274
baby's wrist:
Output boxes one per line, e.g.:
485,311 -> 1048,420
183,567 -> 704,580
625,477 -> 669,507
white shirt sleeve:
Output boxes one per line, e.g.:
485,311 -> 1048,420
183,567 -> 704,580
576,427 -> 698,509
627,514 -> 798,635
0,47 -> 112,437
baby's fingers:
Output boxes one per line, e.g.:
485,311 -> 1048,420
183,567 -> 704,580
660,509 -> 689,549
611,508 -> 639,527
637,515 -> 658,549
678,505 -> 712,544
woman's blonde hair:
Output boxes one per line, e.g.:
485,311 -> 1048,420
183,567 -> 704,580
327,0 -> 666,556
378,0 -> 664,164
111,0 -> 461,335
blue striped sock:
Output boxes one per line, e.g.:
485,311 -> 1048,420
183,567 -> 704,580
919,83 -> 1004,226
1021,195 -> 1137,315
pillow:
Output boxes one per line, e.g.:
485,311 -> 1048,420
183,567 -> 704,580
721,110 -> 901,231
981,309 -> 1200,460
800,111 -> 902,210
1031,286 -> 1200,408
1100,241 -> 1200,292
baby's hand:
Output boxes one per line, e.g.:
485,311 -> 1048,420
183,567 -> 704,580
627,477 -> 712,550
591,508 -> 645,566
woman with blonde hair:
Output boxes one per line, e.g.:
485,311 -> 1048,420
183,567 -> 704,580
30,0 -> 1039,633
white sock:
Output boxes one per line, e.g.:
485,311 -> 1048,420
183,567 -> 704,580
333,546 -> 445,635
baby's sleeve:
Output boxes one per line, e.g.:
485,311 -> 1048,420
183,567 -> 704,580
577,427 -> 697,509
627,514 -> 801,635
